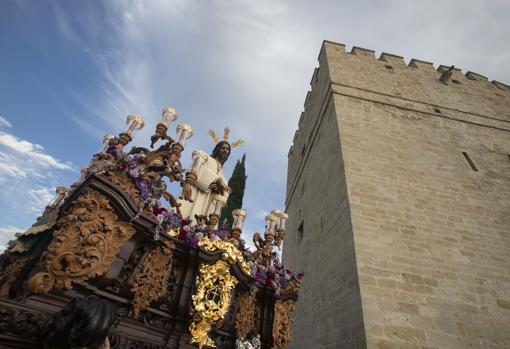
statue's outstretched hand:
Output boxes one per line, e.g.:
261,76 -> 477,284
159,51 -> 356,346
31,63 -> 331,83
180,182 -> 193,202
209,179 -> 226,195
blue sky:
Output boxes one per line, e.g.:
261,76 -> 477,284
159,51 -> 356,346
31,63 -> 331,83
1,0 -> 509,250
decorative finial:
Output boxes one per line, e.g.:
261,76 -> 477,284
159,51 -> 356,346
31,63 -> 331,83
231,139 -> 245,148
209,129 -> 219,143
223,127 -> 230,141
209,127 -> 244,148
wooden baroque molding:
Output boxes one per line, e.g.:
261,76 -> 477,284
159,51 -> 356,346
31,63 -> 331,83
272,299 -> 296,349
131,240 -> 175,317
26,188 -> 136,293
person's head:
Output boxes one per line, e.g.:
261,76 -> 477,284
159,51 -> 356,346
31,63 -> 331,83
211,141 -> 231,165
42,298 -> 115,349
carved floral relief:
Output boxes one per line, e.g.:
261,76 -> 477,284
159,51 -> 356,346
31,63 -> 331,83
26,188 -> 136,293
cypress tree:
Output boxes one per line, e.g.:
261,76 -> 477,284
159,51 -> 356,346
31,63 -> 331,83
220,154 -> 247,227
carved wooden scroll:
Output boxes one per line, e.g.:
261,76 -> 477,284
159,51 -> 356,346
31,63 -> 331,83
104,171 -> 142,206
0,256 -> 29,297
131,240 -> 175,317
235,289 -> 256,339
26,188 -> 135,293
272,300 -> 296,349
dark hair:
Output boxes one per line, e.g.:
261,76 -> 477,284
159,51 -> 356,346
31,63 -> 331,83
211,141 -> 231,165
42,298 -> 115,349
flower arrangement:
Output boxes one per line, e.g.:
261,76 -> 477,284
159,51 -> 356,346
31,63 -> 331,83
236,335 -> 261,349
82,136 -> 304,291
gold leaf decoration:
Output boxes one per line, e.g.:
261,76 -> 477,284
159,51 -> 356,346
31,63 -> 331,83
189,259 -> 238,348
208,129 -> 219,143
198,237 -> 251,275
26,188 -> 135,293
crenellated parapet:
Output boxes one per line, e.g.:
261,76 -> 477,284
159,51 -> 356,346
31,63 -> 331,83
286,39 -> 510,205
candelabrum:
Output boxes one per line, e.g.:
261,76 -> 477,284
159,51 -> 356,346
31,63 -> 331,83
88,108 -> 197,218
252,210 -> 288,267
45,186 -> 70,212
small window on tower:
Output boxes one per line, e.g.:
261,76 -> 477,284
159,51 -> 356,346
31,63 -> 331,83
462,151 -> 479,172
298,221 -> 304,244
384,64 -> 394,71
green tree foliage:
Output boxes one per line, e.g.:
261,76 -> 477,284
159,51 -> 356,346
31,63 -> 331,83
220,154 -> 247,227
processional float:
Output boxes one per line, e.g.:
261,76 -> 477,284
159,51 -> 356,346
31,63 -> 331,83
0,108 -> 302,349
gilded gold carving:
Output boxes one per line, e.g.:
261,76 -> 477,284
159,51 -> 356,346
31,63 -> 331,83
104,171 -> 142,206
189,260 -> 238,348
131,240 -> 175,317
0,256 -> 29,297
198,237 -> 251,274
235,289 -> 256,339
272,300 -> 296,349
26,188 -> 135,293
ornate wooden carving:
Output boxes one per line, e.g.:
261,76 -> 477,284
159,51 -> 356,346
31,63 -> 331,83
108,332 -> 165,349
235,289 -> 257,338
0,304 -> 50,338
103,171 -> 142,206
26,188 -> 136,293
159,255 -> 183,312
131,240 -> 175,317
111,244 -> 149,293
0,256 -> 29,297
271,300 -> 296,349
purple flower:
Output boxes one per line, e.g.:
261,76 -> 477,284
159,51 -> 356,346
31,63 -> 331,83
163,211 -> 181,229
187,235 -> 198,247
107,140 -> 122,158
129,167 -> 140,178
135,178 -> 152,200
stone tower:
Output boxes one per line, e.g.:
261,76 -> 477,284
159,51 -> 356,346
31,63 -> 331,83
284,40 -> 510,349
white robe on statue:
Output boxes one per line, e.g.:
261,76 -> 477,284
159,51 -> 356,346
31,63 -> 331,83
179,152 -> 229,221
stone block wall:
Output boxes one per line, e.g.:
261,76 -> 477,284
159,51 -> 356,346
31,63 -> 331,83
285,40 -> 510,349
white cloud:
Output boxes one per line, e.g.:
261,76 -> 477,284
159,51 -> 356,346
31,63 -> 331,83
0,131 -> 73,171
45,0 -> 510,238
0,127 -> 73,230
0,163 -> 28,179
0,225 -> 23,252
27,186 -> 55,213
0,116 -> 12,128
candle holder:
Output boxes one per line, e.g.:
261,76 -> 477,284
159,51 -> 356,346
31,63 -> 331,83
190,150 -> 208,174
151,107 -> 178,147
208,213 -> 219,230
176,124 -> 193,147
45,186 -> 70,212
231,209 -> 247,241
208,195 -> 226,229
265,213 -> 278,234
274,211 -> 288,249
118,115 -> 144,147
